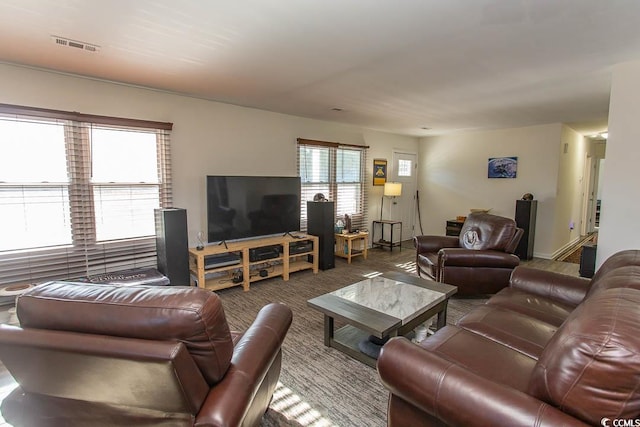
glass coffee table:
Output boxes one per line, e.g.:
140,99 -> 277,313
307,271 -> 457,367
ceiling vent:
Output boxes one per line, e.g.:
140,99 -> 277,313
51,35 -> 100,53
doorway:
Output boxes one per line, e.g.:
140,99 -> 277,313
581,143 -> 606,236
390,151 -> 418,242
581,154 -> 597,236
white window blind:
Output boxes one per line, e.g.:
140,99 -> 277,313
297,138 -> 368,231
0,104 -> 173,286
91,127 -> 161,241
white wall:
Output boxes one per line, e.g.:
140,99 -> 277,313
363,130 -> 419,232
597,60 -> 640,265
556,125 -> 590,250
3,61 -> 620,260
0,63 -> 417,245
418,123 -> 569,258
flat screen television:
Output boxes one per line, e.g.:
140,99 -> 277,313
206,175 -> 301,243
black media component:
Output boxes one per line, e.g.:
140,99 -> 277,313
580,244 -> 597,278
155,208 -> 190,286
206,176 -> 301,243
515,199 -> 537,260
204,253 -> 241,269
307,201 -> 335,270
249,245 -> 282,262
289,240 -> 313,255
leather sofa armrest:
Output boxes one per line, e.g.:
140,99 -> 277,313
439,248 -> 520,268
195,302 -> 292,426
510,266 -> 591,306
377,337 -> 589,427
414,235 -> 460,254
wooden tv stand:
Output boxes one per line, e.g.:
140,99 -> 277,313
188,233 -> 319,292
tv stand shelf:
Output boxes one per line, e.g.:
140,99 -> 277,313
188,234 -> 319,292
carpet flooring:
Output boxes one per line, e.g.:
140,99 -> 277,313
0,243 -> 578,427
216,245 -> 486,427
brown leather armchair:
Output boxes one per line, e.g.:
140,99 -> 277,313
0,281 -> 293,427
414,212 -> 523,295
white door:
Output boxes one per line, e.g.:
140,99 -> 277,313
391,151 -> 418,242
580,154 -> 594,236
581,154 -> 600,235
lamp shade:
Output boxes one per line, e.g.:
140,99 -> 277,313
384,182 -> 402,197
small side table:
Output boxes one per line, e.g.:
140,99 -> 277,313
372,220 -> 402,251
335,232 -> 369,263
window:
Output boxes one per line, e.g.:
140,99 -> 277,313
297,138 -> 368,231
398,159 -> 412,177
91,128 -> 160,241
0,118 -> 71,250
0,104 -> 172,285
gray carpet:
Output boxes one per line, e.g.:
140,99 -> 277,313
215,245 -> 487,427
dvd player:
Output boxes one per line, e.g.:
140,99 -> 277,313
249,245 -> 281,262
289,241 -> 313,255
204,253 -> 241,269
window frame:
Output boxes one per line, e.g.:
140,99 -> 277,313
0,103 -> 173,285
297,138 -> 368,232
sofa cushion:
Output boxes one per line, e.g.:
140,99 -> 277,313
419,325 -> 537,392
17,281 -> 234,385
457,305 -> 558,359
486,287 -> 574,326
528,288 -> 640,425
73,267 -> 170,286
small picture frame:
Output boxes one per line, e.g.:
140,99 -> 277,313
488,156 -> 518,179
373,159 -> 387,186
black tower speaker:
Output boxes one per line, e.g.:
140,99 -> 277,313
579,244 -> 597,278
155,208 -> 190,285
307,201 -> 335,270
515,200 -> 537,260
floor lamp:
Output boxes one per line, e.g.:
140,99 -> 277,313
380,182 -> 402,220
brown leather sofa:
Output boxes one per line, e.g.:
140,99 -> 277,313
378,249 -> 640,427
414,212 -> 523,295
0,281 -> 293,427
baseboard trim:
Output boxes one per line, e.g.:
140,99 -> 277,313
553,233 -> 598,261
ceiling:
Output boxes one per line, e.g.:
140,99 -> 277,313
1,1 -> 639,137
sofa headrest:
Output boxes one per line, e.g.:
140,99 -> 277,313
587,265 -> 640,297
591,249 -> 640,284
458,213 -> 518,251
17,281 -> 234,385
528,287 -> 640,425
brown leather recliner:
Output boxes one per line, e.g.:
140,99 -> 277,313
0,281 -> 293,427
414,212 -> 523,295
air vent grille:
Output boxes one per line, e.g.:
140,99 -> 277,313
51,35 -> 100,53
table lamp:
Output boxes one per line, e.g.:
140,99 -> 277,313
380,182 -> 402,220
